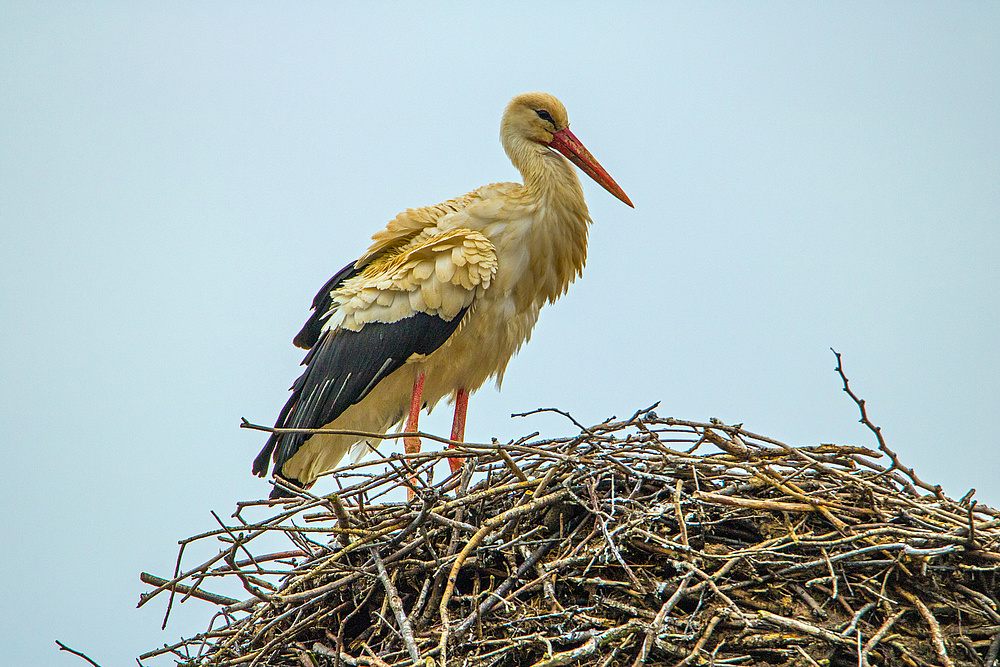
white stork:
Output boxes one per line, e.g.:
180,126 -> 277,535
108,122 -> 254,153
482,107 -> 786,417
253,92 -> 632,498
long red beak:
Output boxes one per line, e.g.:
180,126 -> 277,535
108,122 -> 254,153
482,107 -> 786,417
549,127 -> 634,208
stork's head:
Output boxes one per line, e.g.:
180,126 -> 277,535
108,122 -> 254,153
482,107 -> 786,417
503,92 -> 570,145
501,92 -> 633,208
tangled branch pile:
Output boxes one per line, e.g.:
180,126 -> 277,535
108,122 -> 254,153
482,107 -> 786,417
140,401 -> 1000,667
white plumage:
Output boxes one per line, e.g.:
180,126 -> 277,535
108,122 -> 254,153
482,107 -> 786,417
330,229 -> 497,331
254,92 -> 632,497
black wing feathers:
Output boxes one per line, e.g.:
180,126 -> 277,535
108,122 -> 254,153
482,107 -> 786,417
292,261 -> 363,350
253,309 -> 469,481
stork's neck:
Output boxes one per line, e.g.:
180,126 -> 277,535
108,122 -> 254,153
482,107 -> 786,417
499,128 -> 592,308
502,131 -> 589,216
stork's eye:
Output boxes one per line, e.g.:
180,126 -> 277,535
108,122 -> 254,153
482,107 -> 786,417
535,109 -> 554,124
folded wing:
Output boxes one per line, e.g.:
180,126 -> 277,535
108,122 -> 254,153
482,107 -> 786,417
253,228 -> 498,482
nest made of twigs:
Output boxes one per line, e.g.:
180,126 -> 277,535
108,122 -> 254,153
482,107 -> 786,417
139,401 -> 1000,667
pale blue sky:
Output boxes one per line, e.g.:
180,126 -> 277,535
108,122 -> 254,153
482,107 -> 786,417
2,3 -> 998,664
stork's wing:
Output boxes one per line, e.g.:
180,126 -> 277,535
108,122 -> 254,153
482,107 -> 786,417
292,260 -> 364,350
253,228 -> 498,480
357,190 -> 487,266
294,185 -> 511,349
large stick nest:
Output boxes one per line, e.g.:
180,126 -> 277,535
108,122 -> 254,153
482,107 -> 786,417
140,401 -> 1000,667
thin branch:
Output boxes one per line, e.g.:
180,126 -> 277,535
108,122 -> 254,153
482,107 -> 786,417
371,548 -> 421,665
511,407 -> 597,437
55,641 -> 103,667
139,572 -> 239,606
831,348 -> 943,499
861,609 -> 906,667
898,588 -> 955,667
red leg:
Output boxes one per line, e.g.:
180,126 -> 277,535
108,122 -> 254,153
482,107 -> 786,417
448,388 -> 468,473
404,372 -> 425,456
403,373 -> 425,499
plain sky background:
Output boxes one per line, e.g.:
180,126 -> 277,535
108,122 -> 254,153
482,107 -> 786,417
2,3 -> 998,665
